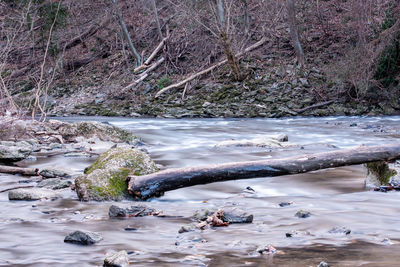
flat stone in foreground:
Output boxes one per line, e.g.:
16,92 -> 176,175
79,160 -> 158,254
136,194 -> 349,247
8,188 -> 59,200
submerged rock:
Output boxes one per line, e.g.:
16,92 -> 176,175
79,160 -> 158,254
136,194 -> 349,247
318,261 -> 330,267
8,188 -> 59,200
75,147 -> 158,201
328,226 -> 351,235
104,250 -> 129,267
109,205 -> 158,218
215,134 -> 290,148
64,230 -> 103,245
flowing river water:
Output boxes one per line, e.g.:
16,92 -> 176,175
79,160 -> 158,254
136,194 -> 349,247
1,116 -> 400,266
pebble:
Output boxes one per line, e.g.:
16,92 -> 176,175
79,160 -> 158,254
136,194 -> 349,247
295,210 -> 311,218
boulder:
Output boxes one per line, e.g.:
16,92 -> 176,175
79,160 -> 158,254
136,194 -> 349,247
0,141 -> 33,162
39,169 -> 70,178
58,121 -> 139,144
8,188 -> 59,200
104,250 -> 129,267
75,147 -> 158,201
37,178 -> 72,190
64,230 -> 102,245
109,205 -> 157,218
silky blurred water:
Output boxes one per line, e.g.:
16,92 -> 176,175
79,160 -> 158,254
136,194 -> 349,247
1,116 -> 400,266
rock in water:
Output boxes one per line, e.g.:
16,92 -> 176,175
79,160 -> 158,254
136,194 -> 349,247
8,188 -> 59,200
39,169 -> 70,178
37,178 -> 72,190
104,250 -> 129,267
0,141 -> 33,162
58,121 -> 139,144
318,261 -> 330,267
75,147 -> 158,201
64,230 -> 102,245
295,210 -> 311,218
193,208 -> 253,223
109,205 -> 157,218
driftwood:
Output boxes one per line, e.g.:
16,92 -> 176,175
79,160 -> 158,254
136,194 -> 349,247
0,185 -> 35,193
295,100 -> 335,114
0,165 -> 39,176
128,143 -> 400,200
134,37 -> 168,73
122,57 -> 165,91
155,37 -> 268,98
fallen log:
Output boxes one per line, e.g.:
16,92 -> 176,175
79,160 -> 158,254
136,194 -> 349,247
128,143 -> 400,200
295,100 -> 335,114
154,37 -> 268,98
0,165 -> 39,176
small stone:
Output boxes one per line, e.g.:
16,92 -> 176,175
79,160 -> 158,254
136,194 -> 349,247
295,210 -> 311,218
222,208 -> 253,223
318,261 -> 330,267
8,188 -> 59,201
178,223 -> 197,233
104,250 -> 129,267
256,244 -> 278,254
124,226 -> 137,231
381,238 -> 393,245
279,201 -> 293,207
349,123 -> 357,127
328,226 -> 351,235
299,78 -> 311,88
64,230 -> 102,245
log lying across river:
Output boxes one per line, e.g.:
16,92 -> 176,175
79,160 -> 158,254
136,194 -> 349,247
128,143 -> 400,200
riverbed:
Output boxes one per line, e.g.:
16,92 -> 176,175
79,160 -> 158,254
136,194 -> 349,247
1,116 -> 400,266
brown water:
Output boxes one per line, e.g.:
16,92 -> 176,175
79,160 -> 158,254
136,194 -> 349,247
1,116 -> 400,266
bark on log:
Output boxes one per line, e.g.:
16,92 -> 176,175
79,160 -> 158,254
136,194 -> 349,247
0,165 -> 39,176
128,143 -> 400,200
155,37 -> 267,98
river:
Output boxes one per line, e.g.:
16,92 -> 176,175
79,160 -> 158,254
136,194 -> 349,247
1,116 -> 400,266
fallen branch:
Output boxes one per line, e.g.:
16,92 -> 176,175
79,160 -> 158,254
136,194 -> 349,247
134,37 -> 168,73
295,100 -> 335,114
128,143 -> 400,199
122,57 -> 165,91
155,37 -> 267,98
0,165 -> 39,176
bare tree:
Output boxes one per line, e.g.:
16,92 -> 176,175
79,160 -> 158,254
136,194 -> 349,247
215,0 -> 242,80
151,0 -> 163,40
110,0 -> 141,64
286,0 -> 305,66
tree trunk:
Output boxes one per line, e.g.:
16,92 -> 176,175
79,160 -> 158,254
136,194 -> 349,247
110,0 -> 141,64
220,31 -> 242,81
150,0 -> 163,40
128,143 -> 400,200
0,165 -> 39,176
286,0 -> 305,66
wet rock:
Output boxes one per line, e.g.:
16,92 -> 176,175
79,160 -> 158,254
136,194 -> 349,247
256,244 -> 278,255
124,226 -> 137,231
215,134 -> 290,148
109,205 -> 158,218
75,147 -> 158,201
318,261 -> 330,267
193,208 -> 253,224
37,178 -> 72,190
39,169 -> 70,178
8,188 -> 59,200
295,210 -> 311,218
365,161 -> 398,188
328,226 -> 351,235
58,121 -> 139,144
381,238 -> 393,245
279,201 -> 293,207
0,141 -> 32,162
178,223 -> 197,233
104,250 -> 129,267
64,230 -> 102,245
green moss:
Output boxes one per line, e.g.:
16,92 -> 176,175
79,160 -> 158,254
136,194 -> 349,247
88,168 -> 130,199
366,161 -> 397,185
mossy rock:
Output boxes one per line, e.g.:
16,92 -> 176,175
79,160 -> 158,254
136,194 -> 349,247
76,147 -> 158,201
58,121 -> 139,144
365,161 -> 398,187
